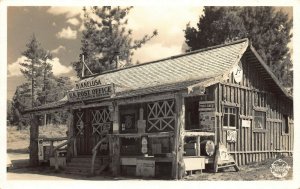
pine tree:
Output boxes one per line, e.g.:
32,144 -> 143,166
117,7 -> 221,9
37,52 -> 53,106
73,6 -> 158,77
184,7 -> 293,88
10,83 -> 31,128
20,34 -> 52,107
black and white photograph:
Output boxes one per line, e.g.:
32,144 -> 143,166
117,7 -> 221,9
1,0 -> 300,188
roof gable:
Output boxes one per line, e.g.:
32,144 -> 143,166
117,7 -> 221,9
246,45 -> 292,100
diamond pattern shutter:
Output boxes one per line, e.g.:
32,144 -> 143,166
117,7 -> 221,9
91,108 -> 112,135
75,111 -> 85,136
147,100 -> 175,132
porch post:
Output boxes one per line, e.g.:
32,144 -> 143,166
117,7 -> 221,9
172,93 -> 185,179
29,114 -> 39,166
66,109 -> 74,161
111,103 -> 120,176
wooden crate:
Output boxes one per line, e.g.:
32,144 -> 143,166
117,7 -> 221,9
49,157 -> 66,167
183,157 -> 205,171
136,159 -> 155,177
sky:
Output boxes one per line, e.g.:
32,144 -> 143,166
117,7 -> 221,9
7,6 -> 203,100
6,6 -> 293,101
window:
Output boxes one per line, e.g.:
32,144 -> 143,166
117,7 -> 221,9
223,107 -> 238,129
120,138 -> 141,156
185,97 -> 200,130
282,114 -> 289,134
254,111 -> 266,130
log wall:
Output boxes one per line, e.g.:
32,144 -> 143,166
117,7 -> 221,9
214,57 -> 293,166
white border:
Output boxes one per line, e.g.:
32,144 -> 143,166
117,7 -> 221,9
1,0 -> 299,189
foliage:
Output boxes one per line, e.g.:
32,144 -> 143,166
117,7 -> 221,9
184,6 -> 293,88
19,34 -> 53,107
10,35 -> 73,127
73,6 -> 158,77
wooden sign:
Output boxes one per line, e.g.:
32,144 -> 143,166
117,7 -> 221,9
75,79 -> 102,90
214,143 -> 239,172
199,101 -> 215,111
67,84 -> 114,102
218,143 -> 230,161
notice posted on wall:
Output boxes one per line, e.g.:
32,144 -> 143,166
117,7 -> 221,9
199,111 -> 215,131
199,101 -> 216,131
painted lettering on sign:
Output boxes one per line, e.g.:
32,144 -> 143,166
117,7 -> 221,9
75,79 -> 102,90
199,101 -> 215,112
67,84 -> 114,102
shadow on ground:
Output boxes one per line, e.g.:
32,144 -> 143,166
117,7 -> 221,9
7,152 -> 293,181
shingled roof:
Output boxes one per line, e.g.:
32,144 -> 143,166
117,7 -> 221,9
25,38 -> 291,113
80,38 -> 248,97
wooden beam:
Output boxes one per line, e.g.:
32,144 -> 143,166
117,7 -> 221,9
184,131 -> 215,137
67,110 -> 74,161
115,132 -> 174,138
117,92 -> 175,106
29,114 -> 39,166
109,135 -> 120,176
172,93 -> 185,179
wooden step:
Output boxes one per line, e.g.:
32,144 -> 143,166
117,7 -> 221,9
64,156 -> 110,176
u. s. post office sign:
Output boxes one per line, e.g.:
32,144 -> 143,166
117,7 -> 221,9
67,83 -> 114,102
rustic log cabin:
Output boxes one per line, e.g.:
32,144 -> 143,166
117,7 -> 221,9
25,38 -> 293,179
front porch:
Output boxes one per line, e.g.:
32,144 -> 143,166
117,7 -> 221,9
27,91 -> 216,179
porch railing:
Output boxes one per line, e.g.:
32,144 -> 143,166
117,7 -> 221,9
91,136 -> 109,175
52,136 -> 75,170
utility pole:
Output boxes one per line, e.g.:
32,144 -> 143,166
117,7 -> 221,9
43,53 -> 49,126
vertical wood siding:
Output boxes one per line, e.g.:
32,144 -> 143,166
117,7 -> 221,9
214,57 -> 293,166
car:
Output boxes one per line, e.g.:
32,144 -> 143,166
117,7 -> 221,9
7,155 -> 13,170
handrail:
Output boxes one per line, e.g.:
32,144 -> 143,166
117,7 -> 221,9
53,136 -> 75,170
37,137 -> 68,142
91,136 -> 108,175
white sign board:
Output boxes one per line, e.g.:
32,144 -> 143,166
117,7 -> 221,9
242,119 -> 251,127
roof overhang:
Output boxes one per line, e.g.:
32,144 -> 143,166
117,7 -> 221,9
248,45 -> 292,101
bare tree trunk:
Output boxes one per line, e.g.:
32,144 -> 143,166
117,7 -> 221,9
29,114 -> 39,166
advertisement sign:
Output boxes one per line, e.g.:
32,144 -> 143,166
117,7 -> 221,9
227,130 -> 237,143
199,112 -> 215,131
199,101 -> 216,131
38,139 -> 44,161
141,137 -> 148,154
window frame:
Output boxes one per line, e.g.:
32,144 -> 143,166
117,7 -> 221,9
253,110 -> 267,132
223,106 -> 239,130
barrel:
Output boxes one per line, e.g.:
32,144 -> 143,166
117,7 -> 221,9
200,140 -> 215,156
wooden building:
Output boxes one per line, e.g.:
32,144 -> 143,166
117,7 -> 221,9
25,38 -> 293,179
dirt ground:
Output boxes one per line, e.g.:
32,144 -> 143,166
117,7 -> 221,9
7,126 -> 293,181
7,152 -> 293,181
183,156 -> 293,181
